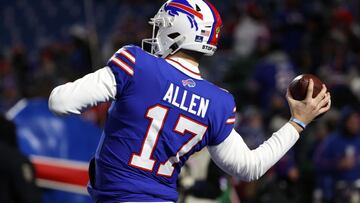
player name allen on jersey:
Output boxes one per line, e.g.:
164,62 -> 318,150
163,82 -> 210,118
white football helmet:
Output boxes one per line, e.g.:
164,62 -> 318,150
142,0 -> 222,58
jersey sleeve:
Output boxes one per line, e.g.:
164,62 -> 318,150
107,45 -> 139,98
208,93 -> 236,146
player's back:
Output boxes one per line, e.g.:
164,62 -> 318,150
88,45 -> 235,202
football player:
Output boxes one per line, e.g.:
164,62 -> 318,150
48,0 -> 331,202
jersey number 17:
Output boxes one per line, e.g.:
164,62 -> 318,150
129,105 -> 208,177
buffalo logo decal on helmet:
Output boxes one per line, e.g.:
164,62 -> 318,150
164,0 -> 203,31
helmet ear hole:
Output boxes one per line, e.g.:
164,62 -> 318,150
168,32 -> 181,39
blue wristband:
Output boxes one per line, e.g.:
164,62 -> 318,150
290,117 -> 307,129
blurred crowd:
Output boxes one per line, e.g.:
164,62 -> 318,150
1,0 -> 360,203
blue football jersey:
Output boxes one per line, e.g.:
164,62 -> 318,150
88,45 -> 236,202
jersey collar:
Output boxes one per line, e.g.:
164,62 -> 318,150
165,57 -> 203,80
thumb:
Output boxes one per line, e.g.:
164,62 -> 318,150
286,89 -> 296,103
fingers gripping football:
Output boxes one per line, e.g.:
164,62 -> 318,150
286,79 -> 331,125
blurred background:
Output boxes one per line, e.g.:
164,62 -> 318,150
1,0 -> 360,203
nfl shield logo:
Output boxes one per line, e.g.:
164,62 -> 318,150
195,35 -> 204,43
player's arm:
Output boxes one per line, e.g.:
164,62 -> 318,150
208,123 -> 298,181
48,67 -> 117,115
49,45 -> 138,115
208,80 -> 331,181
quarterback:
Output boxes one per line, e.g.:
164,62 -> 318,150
48,0 -> 331,202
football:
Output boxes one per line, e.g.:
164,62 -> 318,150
289,74 -> 324,101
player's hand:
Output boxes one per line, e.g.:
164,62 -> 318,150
286,79 -> 331,126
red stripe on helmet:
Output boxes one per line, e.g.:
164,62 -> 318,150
168,2 -> 204,20
204,0 -> 222,46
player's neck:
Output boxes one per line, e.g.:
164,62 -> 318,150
168,51 -> 199,68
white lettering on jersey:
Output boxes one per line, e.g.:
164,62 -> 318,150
163,83 -> 209,118
189,94 -> 200,114
198,98 -> 210,118
163,83 -> 174,103
179,90 -> 188,111
172,86 -> 180,107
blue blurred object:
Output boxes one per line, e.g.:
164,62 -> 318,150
7,98 -> 101,203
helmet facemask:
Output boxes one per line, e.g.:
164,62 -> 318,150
142,13 -> 186,58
